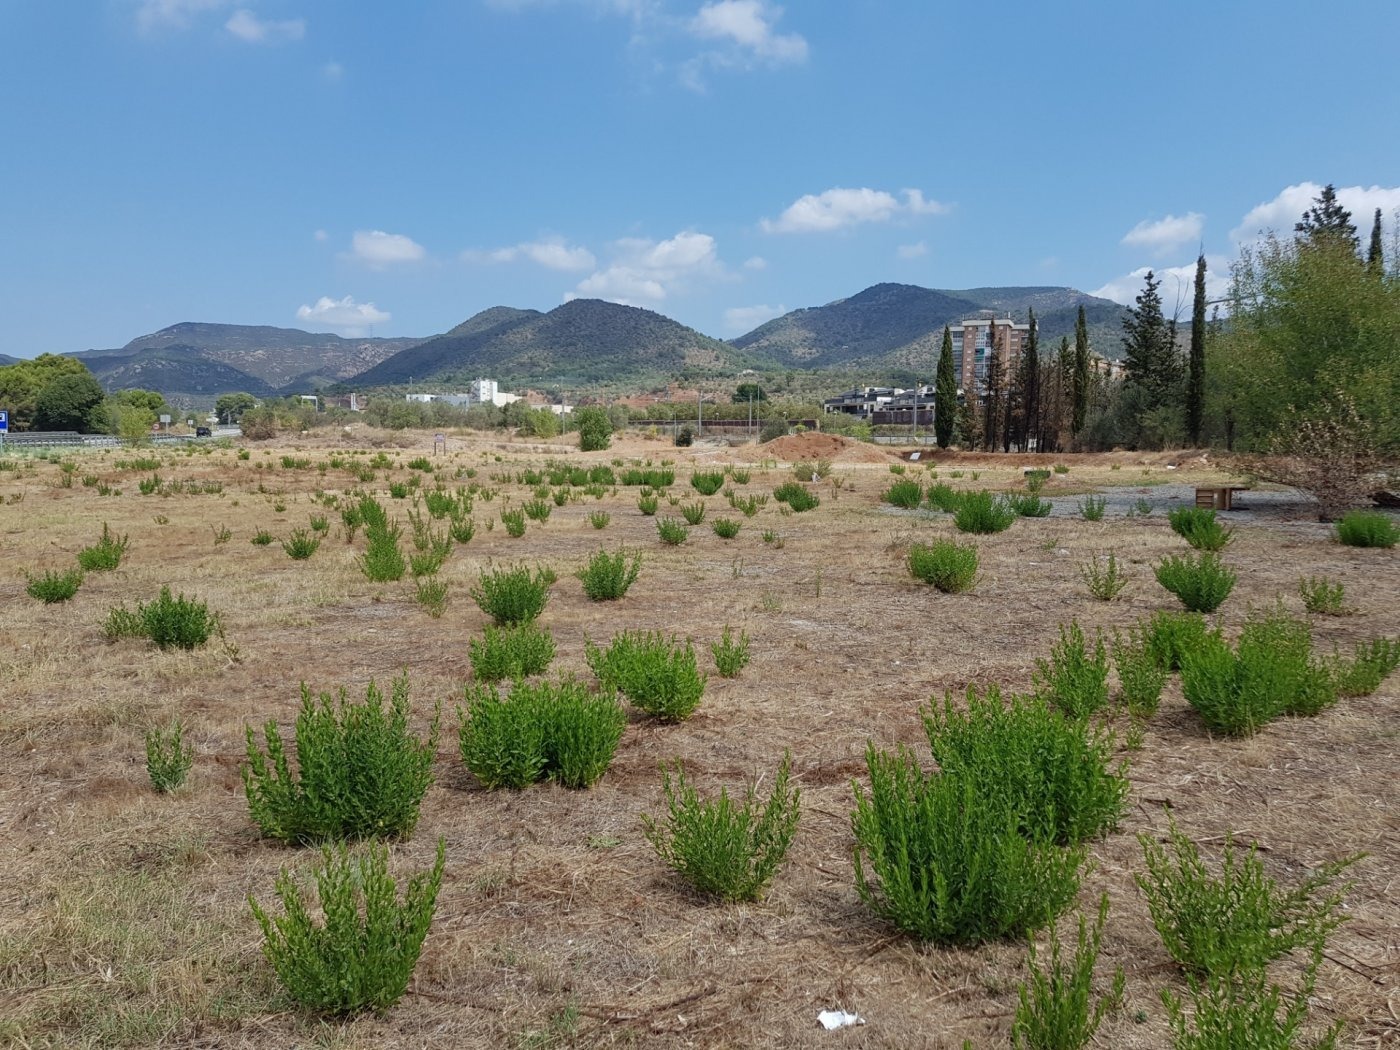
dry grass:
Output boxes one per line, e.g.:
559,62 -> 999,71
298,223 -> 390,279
1,433 -> 1397,1048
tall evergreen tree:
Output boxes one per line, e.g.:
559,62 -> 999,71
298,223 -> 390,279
1071,304 -> 1090,437
934,324 -> 957,448
1019,308 -> 1040,451
1186,254 -> 1207,445
1121,270 -> 1180,403
1295,183 -> 1358,251
982,324 -> 1002,451
1368,207 -> 1384,275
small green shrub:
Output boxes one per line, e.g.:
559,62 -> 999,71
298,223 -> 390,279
521,498 -> 552,523
1298,575 -> 1347,615
1145,610 -> 1216,671
251,528 -> 275,546
140,586 -> 219,649
710,625 -> 751,678
577,548 -> 642,601
243,675 -> 439,843
77,523 -> 129,571
907,539 -> 978,593
1012,895 -> 1125,1050
449,517 -> 476,545
1034,621 -> 1109,719
637,494 -> 659,515
1079,551 -> 1128,601
470,564 -> 554,625
282,529 -> 321,560
102,604 -> 148,641
1008,492 -> 1053,518
1334,509 -> 1399,548
586,630 -> 706,722
409,550 -> 446,578
711,517 -> 741,539
212,524 -> 232,545
249,839 -> 445,1017
690,470 -> 725,496
656,517 -> 688,545
1136,819 -> 1360,978
926,482 -> 961,512
643,752 -> 800,902
26,567 -> 83,603
414,577 -> 448,618
679,501 -> 707,526
468,622 -> 556,682
1078,495 -> 1106,521
309,514 -> 330,534
1155,552 -> 1236,612
772,481 -> 819,512
500,508 -> 527,537
1168,507 -> 1234,551
1113,627 -> 1168,718
1330,637 -> 1400,697
145,720 -> 194,792
588,511 -> 610,530
360,522 -> 407,582
954,490 -> 1016,534
882,478 -> 924,509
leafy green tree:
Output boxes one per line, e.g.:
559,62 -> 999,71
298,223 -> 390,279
215,392 -> 258,423
0,354 -> 91,430
1295,183 -> 1358,251
934,324 -> 957,448
575,406 -> 612,451
1186,254 -> 1208,445
1071,305 -> 1090,438
34,371 -> 108,432
1368,207 -> 1384,276
732,382 -> 767,403
112,388 -> 170,418
1121,270 -> 1181,407
525,407 -> 560,438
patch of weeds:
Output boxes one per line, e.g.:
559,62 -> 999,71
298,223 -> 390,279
414,577 -> 448,618
26,567 -> 83,603
1328,636 -> 1400,697
77,523 -> 129,571
1078,495 -> 1106,521
907,539 -> 978,593
1298,576 -> 1347,615
710,624 -> 751,678
145,720 -> 194,792
282,529 -> 321,560
1079,551 -> 1128,601
588,511 -> 610,530
712,517 -> 741,539
656,517 -> 688,545
1034,621 -> 1110,718
1012,894 -> 1124,1050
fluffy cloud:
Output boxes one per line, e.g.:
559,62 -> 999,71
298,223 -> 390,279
296,296 -> 391,336
467,237 -> 596,272
761,187 -> 948,234
225,8 -> 305,43
1231,182 -> 1400,243
723,303 -> 785,333
571,230 -> 724,304
349,230 -> 426,267
1121,212 -> 1204,254
135,0 -> 228,32
1091,257 -> 1230,312
688,1 -> 807,63
897,241 -> 928,259
741,255 -> 767,270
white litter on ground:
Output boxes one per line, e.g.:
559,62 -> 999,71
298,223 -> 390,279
817,1009 -> 866,1030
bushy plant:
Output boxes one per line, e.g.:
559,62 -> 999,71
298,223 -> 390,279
1330,637 -> 1400,697
656,517 -> 688,545
1008,492 -> 1053,518
1334,509 -> 1399,548
360,521 -> 407,582
679,501 -> 707,526
282,529 -> 321,560
1078,495 -> 1106,521
414,578 -> 448,618
458,677 -> 625,789
249,839 -> 445,1016
1297,575 -> 1347,615
25,567 -> 83,603
1012,895 -> 1125,1050
500,508 -> 527,537
1034,622 -> 1109,718
643,751 -> 800,902
102,604 -> 147,641
141,586 -> 219,649
145,719 -> 194,792
1168,507 -> 1235,551
576,548 -> 642,601
690,470 -> 725,496
586,630 -> 707,721
710,624 -> 751,678
1113,627 -> 1168,718
926,482 -> 962,512
251,528 -> 275,547
1079,551 -> 1128,601
954,490 -> 1017,534
882,478 -> 924,509
1145,610 -> 1216,671
409,550 -> 446,578
77,523 -> 129,571
772,481 -> 819,512
711,517 -> 741,539
907,539 -> 978,593
588,511 -> 610,530
1155,552 -> 1237,612
637,494 -> 659,515
1136,819 -> 1359,978
469,563 -> 554,625
243,675 -> 439,843
468,622 -> 556,682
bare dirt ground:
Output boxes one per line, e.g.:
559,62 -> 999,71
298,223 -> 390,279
1,429 -> 1397,1049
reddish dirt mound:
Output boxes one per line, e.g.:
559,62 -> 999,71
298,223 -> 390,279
742,431 -> 894,464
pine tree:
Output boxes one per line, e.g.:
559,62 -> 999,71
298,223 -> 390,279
1368,207 -> 1384,276
1186,254 -> 1207,445
1019,308 -> 1039,451
1121,270 -> 1180,404
1071,304 -> 1090,437
982,324 -> 1002,452
1295,183 -> 1358,252
934,324 -> 956,448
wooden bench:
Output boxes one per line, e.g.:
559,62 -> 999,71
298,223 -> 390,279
1195,486 -> 1249,510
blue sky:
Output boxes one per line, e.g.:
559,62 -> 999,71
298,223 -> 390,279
3,0 -> 1399,357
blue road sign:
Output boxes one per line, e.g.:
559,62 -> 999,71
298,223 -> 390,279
0,409 -> 8,432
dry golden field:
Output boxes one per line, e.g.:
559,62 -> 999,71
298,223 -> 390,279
1,429 -> 1396,1049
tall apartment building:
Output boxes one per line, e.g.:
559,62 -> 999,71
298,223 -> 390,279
946,312 -> 1030,398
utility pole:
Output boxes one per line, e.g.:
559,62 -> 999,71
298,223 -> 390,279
911,381 -> 918,444
697,389 -> 702,438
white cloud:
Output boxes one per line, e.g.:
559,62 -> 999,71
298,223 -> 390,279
313,229 -> 328,242
897,241 -> 927,259
742,255 -> 767,270
572,230 -> 724,304
349,230 -> 426,268
1231,182 -> 1400,243
296,296 -> 390,336
688,1 -> 807,63
761,186 -> 948,234
1121,212 -> 1204,255
135,0 -> 229,32
225,8 -> 305,43
467,237 -> 596,272
1091,256 -> 1230,314
723,303 -> 785,333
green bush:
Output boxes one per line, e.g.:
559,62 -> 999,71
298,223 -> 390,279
251,528 -> 275,547
145,720 -> 194,792
500,508 -> 527,537
360,521 -> 407,582
711,517 -> 741,539
26,567 -> 83,603
468,622 -> 556,682
1007,492 -> 1053,518
243,675 -> 439,844
637,494 -> 659,515
77,523 -> 129,571
1297,575 -> 1347,615
521,498 -> 552,523
690,470 -> 725,495
679,501 -> 707,526
1034,622 -> 1109,718
101,604 -> 147,641
1144,610 -> 1216,671
926,482 -> 962,513
656,517 -> 688,545
772,481 -> 819,512
1078,495 -> 1106,521
643,751 -> 800,903
588,511 -> 610,530
470,563 -> 554,626
458,677 -> 625,789
710,624 -> 751,678
576,406 -> 613,451
576,548 -> 642,601
1079,551 -> 1128,601
1136,819 -> 1359,978
1113,627 -> 1168,718
954,490 -> 1016,534
586,630 -> 707,722
141,586 -> 219,649
924,686 -> 1127,846
907,539 -> 978,593
1155,552 -> 1237,612
282,529 -> 322,560
1334,509 -> 1399,548
249,839 -> 445,1017
852,743 -> 1085,944
1012,895 -> 1125,1050
882,478 -> 924,509
1330,637 -> 1400,697
1168,507 -> 1235,551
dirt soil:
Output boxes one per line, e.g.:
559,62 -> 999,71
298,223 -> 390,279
1,432 -> 1396,1049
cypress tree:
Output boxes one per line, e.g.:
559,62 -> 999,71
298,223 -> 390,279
934,324 -> 956,448
1071,304 -> 1090,437
1369,208 -> 1384,276
1020,308 -> 1039,451
1295,183 -> 1358,252
982,324 -> 1002,452
1186,254 -> 1207,445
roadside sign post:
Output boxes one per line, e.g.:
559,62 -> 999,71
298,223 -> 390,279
0,409 -> 7,447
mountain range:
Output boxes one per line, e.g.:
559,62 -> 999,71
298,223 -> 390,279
49,284 -> 1130,402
